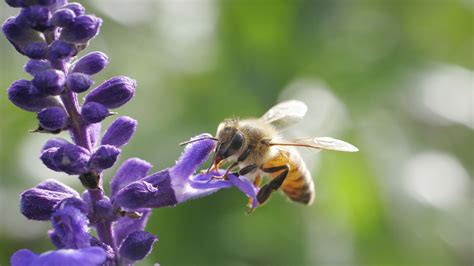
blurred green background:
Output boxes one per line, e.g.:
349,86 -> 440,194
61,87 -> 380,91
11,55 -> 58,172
1,0 -> 473,265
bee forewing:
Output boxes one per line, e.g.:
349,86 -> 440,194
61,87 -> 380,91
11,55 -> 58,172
309,137 -> 359,152
259,100 -> 308,129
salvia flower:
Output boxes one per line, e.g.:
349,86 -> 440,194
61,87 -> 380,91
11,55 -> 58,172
4,1 -> 260,265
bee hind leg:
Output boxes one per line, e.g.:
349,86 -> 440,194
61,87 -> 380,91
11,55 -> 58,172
257,165 -> 289,205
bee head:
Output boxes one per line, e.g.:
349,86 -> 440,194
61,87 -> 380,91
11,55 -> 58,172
214,119 -> 244,164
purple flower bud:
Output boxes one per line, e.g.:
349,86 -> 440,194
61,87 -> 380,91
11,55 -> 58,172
101,116 -> 137,148
20,5 -> 51,31
48,40 -> 76,62
5,0 -> 24,7
52,8 -> 75,27
2,17 -> 47,57
119,231 -> 157,262
24,59 -> 51,76
64,2 -> 85,16
87,122 -> 101,147
20,179 -> 79,220
32,69 -> 66,95
66,72 -> 93,93
60,15 -> 102,43
11,247 -> 107,266
81,102 -> 109,124
42,137 -> 68,151
110,158 -> 152,197
23,41 -> 48,59
84,76 -> 136,109
37,107 -> 68,131
41,140 -> 90,175
8,79 -> 62,112
72,51 -> 108,75
88,145 -> 121,171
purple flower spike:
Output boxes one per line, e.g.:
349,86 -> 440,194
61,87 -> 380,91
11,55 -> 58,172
20,179 -> 79,221
101,116 -> 137,148
11,247 -> 107,266
32,69 -> 66,95
8,79 -> 62,112
24,59 -> 51,76
88,145 -> 121,171
60,15 -> 102,44
72,51 -> 108,75
84,76 -> 136,109
51,205 -> 90,249
37,107 -> 68,131
41,140 -> 90,175
52,8 -> 76,28
67,72 -> 93,93
119,231 -> 157,262
81,102 -> 109,124
110,158 -> 152,197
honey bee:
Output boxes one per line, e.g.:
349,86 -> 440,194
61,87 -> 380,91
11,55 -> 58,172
182,100 -> 358,211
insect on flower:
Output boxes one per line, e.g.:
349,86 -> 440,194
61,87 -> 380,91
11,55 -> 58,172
181,100 -> 359,213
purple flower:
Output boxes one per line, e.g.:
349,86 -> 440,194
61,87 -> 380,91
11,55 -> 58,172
101,116 -> 137,148
60,15 -> 102,43
32,69 -> 66,95
37,106 -> 68,131
20,179 -> 79,221
11,247 -> 107,266
88,145 -> 121,171
72,51 -> 108,75
40,138 -> 90,175
119,231 -> 157,263
24,59 -> 51,76
51,8 -> 75,27
84,76 -> 136,109
8,79 -> 62,112
66,72 -> 93,93
81,102 -> 110,124
114,134 -> 260,210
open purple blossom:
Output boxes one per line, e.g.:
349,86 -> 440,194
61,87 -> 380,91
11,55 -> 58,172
3,1 -> 259,265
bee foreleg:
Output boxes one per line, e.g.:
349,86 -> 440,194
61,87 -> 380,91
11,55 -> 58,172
257,165 -> 289,204
212,161 -> 239,180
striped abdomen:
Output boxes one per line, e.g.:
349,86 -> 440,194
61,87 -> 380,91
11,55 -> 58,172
262,148 -> 315,205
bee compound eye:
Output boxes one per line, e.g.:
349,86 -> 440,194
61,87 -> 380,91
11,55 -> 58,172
228,132 -> 244,152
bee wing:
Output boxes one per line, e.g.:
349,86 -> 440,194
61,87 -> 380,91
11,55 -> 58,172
259,100 -> 308,129
271,137 -> 359,152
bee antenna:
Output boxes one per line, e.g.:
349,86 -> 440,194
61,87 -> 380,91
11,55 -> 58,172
179,137 -> 218,146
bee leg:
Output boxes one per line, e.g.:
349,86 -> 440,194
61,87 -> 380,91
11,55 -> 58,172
212,161 -> 239,180
246,174 -> 261,214
257,165 -> 289,205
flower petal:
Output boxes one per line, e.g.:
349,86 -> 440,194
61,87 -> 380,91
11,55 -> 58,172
169,133 -> 216,180
51,205 -> 91,249
119,231 -> 157,262
110,158 -> 152,198
114,208 -> 151,247
11,247 -> 107,266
